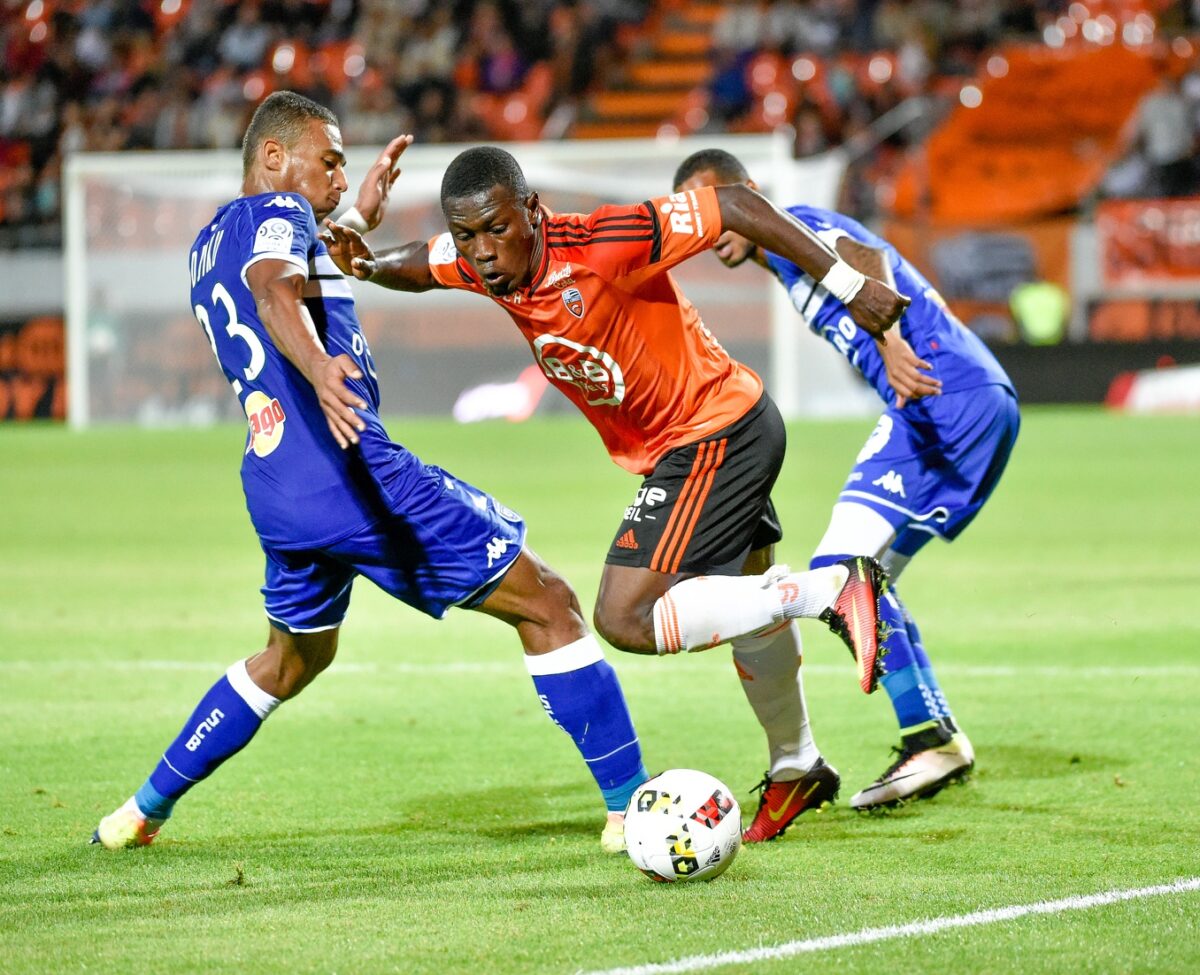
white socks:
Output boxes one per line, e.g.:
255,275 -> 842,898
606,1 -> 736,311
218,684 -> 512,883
227,660 -> 282,719
732,622 -> 819,780
653,564 -> 849,655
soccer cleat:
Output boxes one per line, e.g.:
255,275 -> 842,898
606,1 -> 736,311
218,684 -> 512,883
90,797 -> 164,850
600,811 -> 626,854
818,556 -> 888,694
850,726 -> 975,810
742,757 -> 840,843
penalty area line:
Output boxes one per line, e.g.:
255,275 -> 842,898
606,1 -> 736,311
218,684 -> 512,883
576,877 -> 1200,975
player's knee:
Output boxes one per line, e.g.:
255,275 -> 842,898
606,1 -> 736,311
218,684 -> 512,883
257,629 -> 338,699
593,597 -> 655,654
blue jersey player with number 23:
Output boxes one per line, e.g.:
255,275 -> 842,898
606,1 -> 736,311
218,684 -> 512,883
92,92 -> 647,854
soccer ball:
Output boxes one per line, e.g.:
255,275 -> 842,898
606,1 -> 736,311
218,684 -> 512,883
623,769 -> 742,883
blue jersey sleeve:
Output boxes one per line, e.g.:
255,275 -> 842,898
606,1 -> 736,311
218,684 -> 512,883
241,193 -> 318,284
765,205 -> 1012,402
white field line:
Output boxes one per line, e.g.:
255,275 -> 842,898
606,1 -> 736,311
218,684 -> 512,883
576,877 -> 1200,975
2,660 -> 1200,679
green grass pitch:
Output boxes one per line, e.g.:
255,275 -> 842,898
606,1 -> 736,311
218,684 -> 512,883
1,408 -> 1197,974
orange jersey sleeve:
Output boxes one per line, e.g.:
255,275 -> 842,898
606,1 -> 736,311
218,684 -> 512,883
427,231 -> 477,290
543,186 -> 722,280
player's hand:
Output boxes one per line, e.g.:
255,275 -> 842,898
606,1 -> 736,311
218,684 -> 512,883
315,354 -> 368,449
322,220 -> 378,278
351,134 -> 413,231
847,278 -> 910,339
876,332 -> 941,408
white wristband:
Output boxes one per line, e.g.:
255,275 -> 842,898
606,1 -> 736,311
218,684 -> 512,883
338,206 -> 369,234
820,259 -> 866,304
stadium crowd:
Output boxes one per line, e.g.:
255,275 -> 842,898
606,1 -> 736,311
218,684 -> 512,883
1,0 -> 1197,247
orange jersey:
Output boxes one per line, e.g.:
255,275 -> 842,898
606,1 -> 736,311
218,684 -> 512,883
427,186 -> 763,474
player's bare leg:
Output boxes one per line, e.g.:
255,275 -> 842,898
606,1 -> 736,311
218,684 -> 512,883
594,554 -> 886,691
476,548 -> 647,852
93,627 -> 330,849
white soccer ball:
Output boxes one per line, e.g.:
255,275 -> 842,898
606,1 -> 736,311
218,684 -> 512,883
624,769 -> 742,883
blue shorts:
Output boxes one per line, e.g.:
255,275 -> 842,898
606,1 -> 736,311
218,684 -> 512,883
837,384 -> 1019,554
261,465 -> 526,633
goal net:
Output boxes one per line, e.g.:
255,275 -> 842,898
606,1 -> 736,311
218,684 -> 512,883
64,132 -> 874,428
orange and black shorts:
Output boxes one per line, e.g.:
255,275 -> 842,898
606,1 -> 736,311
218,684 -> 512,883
605,394 -> 785,576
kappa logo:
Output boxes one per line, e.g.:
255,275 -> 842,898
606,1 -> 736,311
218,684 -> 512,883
562,286 -> 585,318
872,470 -> 907,497
486,535 -> 510,568
264,194 -> 303,210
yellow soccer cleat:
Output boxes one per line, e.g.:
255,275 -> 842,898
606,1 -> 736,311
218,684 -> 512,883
600,811 -> 626,854
90,797 -> 164,850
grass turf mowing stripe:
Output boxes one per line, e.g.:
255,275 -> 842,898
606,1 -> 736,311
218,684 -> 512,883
577,877 -> 1200,975
4,660 -> 1200,679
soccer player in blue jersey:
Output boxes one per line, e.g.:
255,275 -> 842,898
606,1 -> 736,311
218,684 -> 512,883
92,91 -> 648,854
674,149 -> 1019,820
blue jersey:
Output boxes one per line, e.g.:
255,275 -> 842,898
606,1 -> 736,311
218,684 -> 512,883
764,206 -> 1013,406
188,191 -> 422,548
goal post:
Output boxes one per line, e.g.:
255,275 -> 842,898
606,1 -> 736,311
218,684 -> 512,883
63,131 -> 873,428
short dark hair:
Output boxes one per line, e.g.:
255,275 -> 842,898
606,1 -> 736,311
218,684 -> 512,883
241,91 -> 338,175
440,146 -> 529,208
672,148 -> 750,191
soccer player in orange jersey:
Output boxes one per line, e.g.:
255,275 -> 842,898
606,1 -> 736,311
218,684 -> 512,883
323,146 -> 910,842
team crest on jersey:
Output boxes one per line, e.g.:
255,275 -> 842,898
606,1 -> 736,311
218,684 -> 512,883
244,390 -> 286,457
562,286 -> 585,318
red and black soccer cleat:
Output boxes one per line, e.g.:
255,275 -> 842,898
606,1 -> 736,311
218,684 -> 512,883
819,556 -> 888,694
743,758 -> 841,843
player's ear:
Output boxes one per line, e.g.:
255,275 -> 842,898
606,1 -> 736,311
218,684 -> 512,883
261,137 -> 286,174
525,192 -> 540,226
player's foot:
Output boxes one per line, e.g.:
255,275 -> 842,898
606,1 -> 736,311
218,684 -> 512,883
851,725 -> 974,810
818,556 -> 887,694
742,758 -> 840,843
90,797 -> 164,850
600,811 -> 626,853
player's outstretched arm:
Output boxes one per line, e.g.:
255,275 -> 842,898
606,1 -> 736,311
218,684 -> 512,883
337,134 -> 413,233
322,221 -> 435,292
713,184 -> 909,337
246,258 -> 368,449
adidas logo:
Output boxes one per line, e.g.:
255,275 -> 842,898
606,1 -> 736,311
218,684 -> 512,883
615,529 -> 638,550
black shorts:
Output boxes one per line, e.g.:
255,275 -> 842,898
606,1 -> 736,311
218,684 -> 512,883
605,394 -> 785,576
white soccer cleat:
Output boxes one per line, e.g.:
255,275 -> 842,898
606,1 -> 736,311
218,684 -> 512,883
851,729 -> 975,810
91,797 -> 164,850
600,811 -> 626,854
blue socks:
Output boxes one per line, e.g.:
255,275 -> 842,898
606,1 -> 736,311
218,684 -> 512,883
135,641 -> 648,824
525,635 -> 648,812
137,661 -> 280,819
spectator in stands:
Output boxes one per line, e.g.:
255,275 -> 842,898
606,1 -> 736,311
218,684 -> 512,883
218,4 -> 273,72
708,0 -> 768,124
1135,75 -> 1198,198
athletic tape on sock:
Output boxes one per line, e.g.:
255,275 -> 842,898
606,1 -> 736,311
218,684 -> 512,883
523,633 -> 606,676
226,660 -> 281,719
